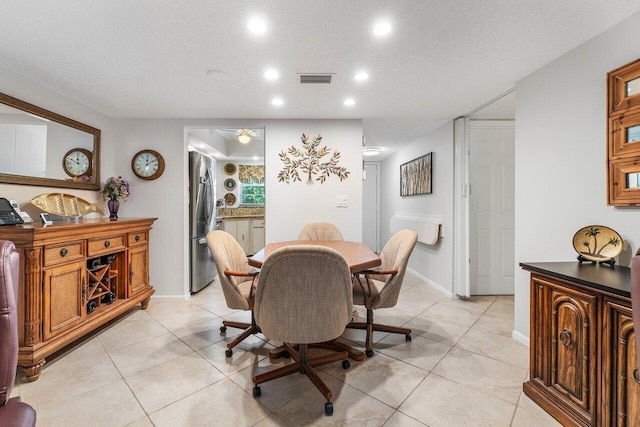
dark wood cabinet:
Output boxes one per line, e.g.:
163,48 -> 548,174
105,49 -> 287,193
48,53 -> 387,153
0,218 -> 156,381
522,262 -> 640,426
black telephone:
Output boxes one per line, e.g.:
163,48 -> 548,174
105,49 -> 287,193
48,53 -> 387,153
0,198 -> 24,226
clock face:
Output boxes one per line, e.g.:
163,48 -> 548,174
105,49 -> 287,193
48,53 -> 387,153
63,149 -> 91,177
132,150 -> 165,180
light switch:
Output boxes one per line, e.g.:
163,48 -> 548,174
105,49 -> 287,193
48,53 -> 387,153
336,195 -> 348,207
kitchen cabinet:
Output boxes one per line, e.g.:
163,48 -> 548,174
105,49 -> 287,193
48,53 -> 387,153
251,218 -> 265,254
521,262 -> 640,426
222,217 -> 263,255
0,218 -> 156,381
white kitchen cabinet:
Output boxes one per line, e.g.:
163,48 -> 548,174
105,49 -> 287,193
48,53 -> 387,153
251,219 -> 265,253
222,218 -> 251,254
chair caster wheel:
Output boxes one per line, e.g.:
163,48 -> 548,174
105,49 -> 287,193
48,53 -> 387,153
220,326 -> 227,334
406,334 -> 412,342
225,349 -> 233,358
365,349 -> 374,357
325,402 -> 333,416
283,351 -> 291,359
342,360 -> 350,370
252,386 -> 261,398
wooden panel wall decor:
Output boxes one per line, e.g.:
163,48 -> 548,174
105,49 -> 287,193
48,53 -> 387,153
607,57 -> 640,205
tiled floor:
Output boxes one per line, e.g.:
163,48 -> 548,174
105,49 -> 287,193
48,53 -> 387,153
14,273 -> 561,426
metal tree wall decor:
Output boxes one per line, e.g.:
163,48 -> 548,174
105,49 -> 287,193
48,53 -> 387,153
277,133 -> 350,183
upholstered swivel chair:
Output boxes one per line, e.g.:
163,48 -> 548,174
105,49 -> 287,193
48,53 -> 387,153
347,229 -> 418,357
252,245 -> 353,416
631,249 -> 640,382
0,240 -> 36,427
298,222 -> 344,241
206,230 -> 260,357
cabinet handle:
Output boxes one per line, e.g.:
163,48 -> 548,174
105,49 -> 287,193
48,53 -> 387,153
634,368 -> 640,385
559,328 -> 572,348
81,278 -> 86,304
135,235 -> 140,242
104,240 -> 110,248
60,248 -> 68,257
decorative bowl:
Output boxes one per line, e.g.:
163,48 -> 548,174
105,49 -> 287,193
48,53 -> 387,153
572,225 -> 623,262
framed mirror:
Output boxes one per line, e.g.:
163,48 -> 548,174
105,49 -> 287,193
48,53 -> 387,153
0,92 -> 100,190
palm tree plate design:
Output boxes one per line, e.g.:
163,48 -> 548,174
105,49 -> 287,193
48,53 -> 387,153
572,225 -> 623,263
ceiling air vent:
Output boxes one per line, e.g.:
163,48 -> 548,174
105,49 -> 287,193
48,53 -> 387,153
300,74 -> 332,84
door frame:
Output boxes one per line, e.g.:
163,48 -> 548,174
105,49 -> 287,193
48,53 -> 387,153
363,161 -> 380,253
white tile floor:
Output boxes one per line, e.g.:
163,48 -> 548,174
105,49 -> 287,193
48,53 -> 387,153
14,273 -> 561,426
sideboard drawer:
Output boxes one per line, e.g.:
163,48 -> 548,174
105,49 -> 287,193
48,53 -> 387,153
87,235 -> 125,256
128,231 -> 148,246
43,241 -> 84,267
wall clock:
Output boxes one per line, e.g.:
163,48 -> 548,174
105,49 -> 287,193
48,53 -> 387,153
131,149 -> 165,180
63,148 -> 92,177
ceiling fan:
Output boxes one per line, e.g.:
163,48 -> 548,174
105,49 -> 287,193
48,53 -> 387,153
235,129 -> 257,144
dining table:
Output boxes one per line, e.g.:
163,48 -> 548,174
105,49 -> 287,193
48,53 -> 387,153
248,240 -> 382,361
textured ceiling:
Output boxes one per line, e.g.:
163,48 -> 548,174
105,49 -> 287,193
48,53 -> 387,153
1,1 -> 639,159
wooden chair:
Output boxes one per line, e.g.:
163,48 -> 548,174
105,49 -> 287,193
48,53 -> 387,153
252,245 -> 353,416
631,248 -> 640,384
206,230 -> 260,357
347,229 -> 418,357
0,240 -> 36,427
298,222 -> 344,241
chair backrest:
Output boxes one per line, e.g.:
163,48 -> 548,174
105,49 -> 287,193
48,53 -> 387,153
0,240 -> 20,407
254,245 -> 353,344
631,249 -> 640,371
298,222 -> 344,241
372,229 -> 418,309
206,230 -> 253,310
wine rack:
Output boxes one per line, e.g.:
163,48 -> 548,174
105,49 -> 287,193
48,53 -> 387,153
85,254 -> 119,314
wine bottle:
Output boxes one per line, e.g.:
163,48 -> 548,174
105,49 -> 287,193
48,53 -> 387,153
101,292 -> 116,304
86,300 -> 97,314
87,258 -> 101,270
101,254 -> 116,265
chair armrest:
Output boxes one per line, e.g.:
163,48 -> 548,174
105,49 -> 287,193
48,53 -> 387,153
356,268 -> 398,276
224,269 -> 259,278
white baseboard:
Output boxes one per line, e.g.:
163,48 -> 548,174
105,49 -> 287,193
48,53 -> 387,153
512,329 -> 529,347
406,267 -> 453,298
151,294 -> 191,302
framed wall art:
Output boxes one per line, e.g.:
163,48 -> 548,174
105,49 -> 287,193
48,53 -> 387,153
400,152 -> 432,196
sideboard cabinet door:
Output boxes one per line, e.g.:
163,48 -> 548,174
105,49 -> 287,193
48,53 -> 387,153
602,299 -> 640,425
43,260 -> 86,340
128,245 -> 149,297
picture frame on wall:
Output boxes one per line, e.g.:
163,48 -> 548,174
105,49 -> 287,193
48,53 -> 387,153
400,152 -> 432,196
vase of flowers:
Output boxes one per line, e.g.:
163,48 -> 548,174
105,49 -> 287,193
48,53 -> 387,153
101,176 -> 130,220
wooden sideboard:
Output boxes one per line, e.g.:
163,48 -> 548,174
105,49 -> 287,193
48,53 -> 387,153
521,262 -> 640,426
0,218 -> 156,381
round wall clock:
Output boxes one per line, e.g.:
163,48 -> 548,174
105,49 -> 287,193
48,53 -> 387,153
224,163 -> 237,175
132,149 -> 165,180
63,148 -> 92,177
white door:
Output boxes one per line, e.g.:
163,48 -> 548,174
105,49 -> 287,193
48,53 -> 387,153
469,120 -> 515,295
362,162 -> 379,252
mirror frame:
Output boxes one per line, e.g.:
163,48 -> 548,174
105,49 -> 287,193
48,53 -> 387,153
0,91 -> 101,191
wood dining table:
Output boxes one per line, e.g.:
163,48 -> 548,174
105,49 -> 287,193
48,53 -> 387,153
248,240 -> 381,361
248,240 -> 381,273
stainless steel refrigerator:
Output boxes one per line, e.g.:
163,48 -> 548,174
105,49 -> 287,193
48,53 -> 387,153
189,151 -> 218,293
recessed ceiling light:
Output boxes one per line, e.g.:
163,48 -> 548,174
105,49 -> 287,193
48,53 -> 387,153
263,69 -> 279,80
344,98 -> 356,106
272,97 -> 284,106
247,18 -> 267,34
373,21 -> 392,36
206,70 -> 228,80
354,71 -> 369,81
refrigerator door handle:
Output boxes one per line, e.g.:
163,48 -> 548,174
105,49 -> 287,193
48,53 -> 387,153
204,168 -> 213,227
198,237 -> 207,245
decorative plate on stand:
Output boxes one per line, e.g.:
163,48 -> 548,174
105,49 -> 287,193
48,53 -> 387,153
224,193 -> 236,205
572,225 -> 623,267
